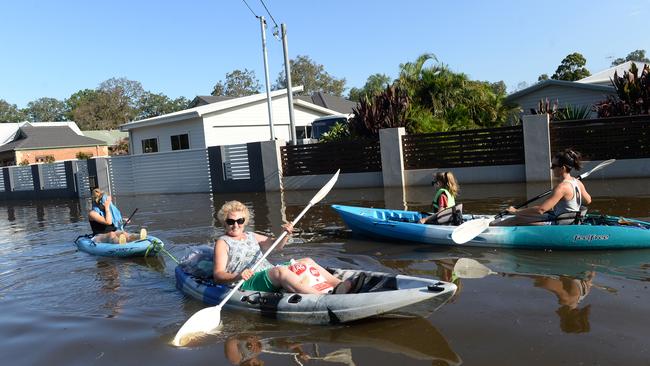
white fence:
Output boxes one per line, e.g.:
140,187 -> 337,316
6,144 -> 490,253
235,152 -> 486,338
106,149 -> 211,195
223,144 -> 251,181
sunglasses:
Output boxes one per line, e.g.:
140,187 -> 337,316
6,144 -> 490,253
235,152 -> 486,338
225,217 -> 245,226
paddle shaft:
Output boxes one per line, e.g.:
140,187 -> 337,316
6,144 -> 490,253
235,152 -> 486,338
216,203 -> 314,308
122,208 -> 138,230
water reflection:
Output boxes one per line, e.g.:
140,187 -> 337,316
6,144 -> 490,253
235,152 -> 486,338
223,317 -> 460,366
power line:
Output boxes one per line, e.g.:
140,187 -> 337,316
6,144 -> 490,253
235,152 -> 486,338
258,0 -> 279,28
241,0 -> 259,18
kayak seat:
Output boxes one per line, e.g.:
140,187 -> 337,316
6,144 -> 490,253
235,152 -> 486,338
423,204 -> 463,225
554,206 -> 588,225
351,273 -> 397,293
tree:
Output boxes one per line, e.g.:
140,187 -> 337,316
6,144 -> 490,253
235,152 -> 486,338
137,92 -> 190,119
211,69 -> 261,97
0,99 -> 26,122
275,55 -> 346,96
610,49 -> 649,66
538,74 -> 549,81
348,73 -> 392,101
25,97 -> 67,122
551,52 -> 591,81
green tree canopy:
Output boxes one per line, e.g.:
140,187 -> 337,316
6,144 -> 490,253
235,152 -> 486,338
138,92 -> 190,120
275,55 -> 346,96
551,52 -> 591,81
538,74 -> 549,81
0,99 -> 26,123
25,97 -> 67,122
348,73 -> 392,101
610,49 -> 649,66
211,69 -> 261,97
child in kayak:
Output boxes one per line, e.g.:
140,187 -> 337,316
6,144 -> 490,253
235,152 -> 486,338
493,149 -> 592,226
419,171 -> 460,224
213,200 -> 351,294
88,188 -> 143,243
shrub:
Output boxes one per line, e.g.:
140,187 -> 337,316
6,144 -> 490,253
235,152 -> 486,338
19,159 -> 30,166
76,151 -> 93,160
43,155 -> 55,163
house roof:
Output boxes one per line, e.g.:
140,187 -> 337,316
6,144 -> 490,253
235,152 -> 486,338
81,130 -> 129,145
120,86 -> 343,131
295,92 -> 357,114
188,95 -> 234,108
577,61 -> 650,85
0,125 -> 107,153
0,121 -> 83,145
505,79 -> 614,103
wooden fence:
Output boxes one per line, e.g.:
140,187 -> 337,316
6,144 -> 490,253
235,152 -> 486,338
550,115 -> 650,160
402,125 -> 524,169
281,139 -> 382,176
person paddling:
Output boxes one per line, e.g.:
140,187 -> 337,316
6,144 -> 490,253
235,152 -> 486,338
492,149 -> 592,226
213,200 -> 353,295
419,171 -> 459,224
88,188 -> 144,243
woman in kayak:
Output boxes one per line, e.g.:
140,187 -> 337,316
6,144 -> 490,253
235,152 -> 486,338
419,171 -> 460,224
88,188 -> 142,243
493,149 -> 592,226
213,200 -> 351,295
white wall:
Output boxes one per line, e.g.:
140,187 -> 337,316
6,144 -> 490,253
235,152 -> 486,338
129,118 -> 205,155
203,96 -> 329,147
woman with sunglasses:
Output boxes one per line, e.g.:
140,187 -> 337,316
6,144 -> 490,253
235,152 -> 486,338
493,149 -> 592,226
213,200 -> 345,295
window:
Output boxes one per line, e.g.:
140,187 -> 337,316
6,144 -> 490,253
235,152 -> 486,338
142,138 -> 158,153
170,134 -> 190,151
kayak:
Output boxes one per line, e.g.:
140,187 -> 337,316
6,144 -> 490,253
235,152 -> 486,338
74,234 -> 164,257
174,248 -> 457,324
331,204 -> 650,250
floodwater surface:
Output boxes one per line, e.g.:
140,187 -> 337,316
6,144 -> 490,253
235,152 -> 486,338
1,178 -> 650,365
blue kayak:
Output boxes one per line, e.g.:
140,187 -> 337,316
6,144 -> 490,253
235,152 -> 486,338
74,234 -> 164,257
331,204 -> 650,250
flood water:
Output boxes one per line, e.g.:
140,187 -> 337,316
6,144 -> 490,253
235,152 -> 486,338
1,178 -> 650,365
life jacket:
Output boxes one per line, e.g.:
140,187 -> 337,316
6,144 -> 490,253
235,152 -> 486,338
287,259 -> 333,294
432,188 -> 456,212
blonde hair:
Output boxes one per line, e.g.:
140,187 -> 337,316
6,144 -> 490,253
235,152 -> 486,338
217,200 -> 250,226
91,188 -> 104,204
434,171 -> 459,197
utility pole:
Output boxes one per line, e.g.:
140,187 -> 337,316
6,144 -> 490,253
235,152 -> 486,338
259,16 -> 275,140
281,23 -> 297,145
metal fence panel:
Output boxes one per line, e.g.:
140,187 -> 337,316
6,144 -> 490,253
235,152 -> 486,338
39,162 -> 67,190
10,166 -> 34,191
74,160 -> 91,197
223,144 -> 250,180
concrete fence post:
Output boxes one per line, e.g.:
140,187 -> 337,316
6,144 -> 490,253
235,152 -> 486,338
260,139 -> 285,192
522,114 -> 552,183
379,127 -> 406,188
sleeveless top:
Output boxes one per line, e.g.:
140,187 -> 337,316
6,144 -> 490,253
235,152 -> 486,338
220,232 -> 274,275
552,178 -> 582,216
432,188 -> 456,212
89,204 -> 117,235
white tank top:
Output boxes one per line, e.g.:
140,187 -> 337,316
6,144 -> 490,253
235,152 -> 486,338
553,178 -> 582,216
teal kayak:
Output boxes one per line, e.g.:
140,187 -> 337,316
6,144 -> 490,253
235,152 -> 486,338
74,234 -> 164,257
331,204 -> 650,250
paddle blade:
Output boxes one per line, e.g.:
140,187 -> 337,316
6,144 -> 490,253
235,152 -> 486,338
321,348 -> 355,364
309,169 -> 340,206
451,218 -> 491,244
579,159 -> 615,180
453,258 -> 497,279
172,305 -> 222,347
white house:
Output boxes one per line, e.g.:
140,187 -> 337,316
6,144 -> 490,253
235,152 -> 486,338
119,86 -> 342,155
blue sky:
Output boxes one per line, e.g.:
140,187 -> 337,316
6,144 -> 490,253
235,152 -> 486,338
1,0 -> 648,108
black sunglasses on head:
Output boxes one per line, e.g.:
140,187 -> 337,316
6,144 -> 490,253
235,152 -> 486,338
226,218 -> 245,226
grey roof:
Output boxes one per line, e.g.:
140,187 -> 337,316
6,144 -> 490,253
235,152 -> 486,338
577,61 -> 650,85
81,130 -> 128,145
505,79 -> 614,103
188,95 -> 234,108
0,126 -> 107,153
295,92 -> 357,114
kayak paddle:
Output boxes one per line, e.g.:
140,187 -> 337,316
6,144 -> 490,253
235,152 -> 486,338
172,169 -> 341,347
451,159 -> 615,244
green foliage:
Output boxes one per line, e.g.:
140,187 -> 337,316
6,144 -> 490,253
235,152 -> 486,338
555,104 -> 592,121
19,159 -> 30,166
75,151 -> 93,160
348,73 -> 392,101
551,52 -> 591,81
538,74 -> 549,81
25,97 -> 67,122
211,69 -> 261,97
406,104 -> 448,133
318,122 -> 353,142
0,99 -> 26,122
349,84 -> 411,137
275,55 -> 346,96
610,49 -> 649,66
595,63 -> 650,117
138,92 -> 190,120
